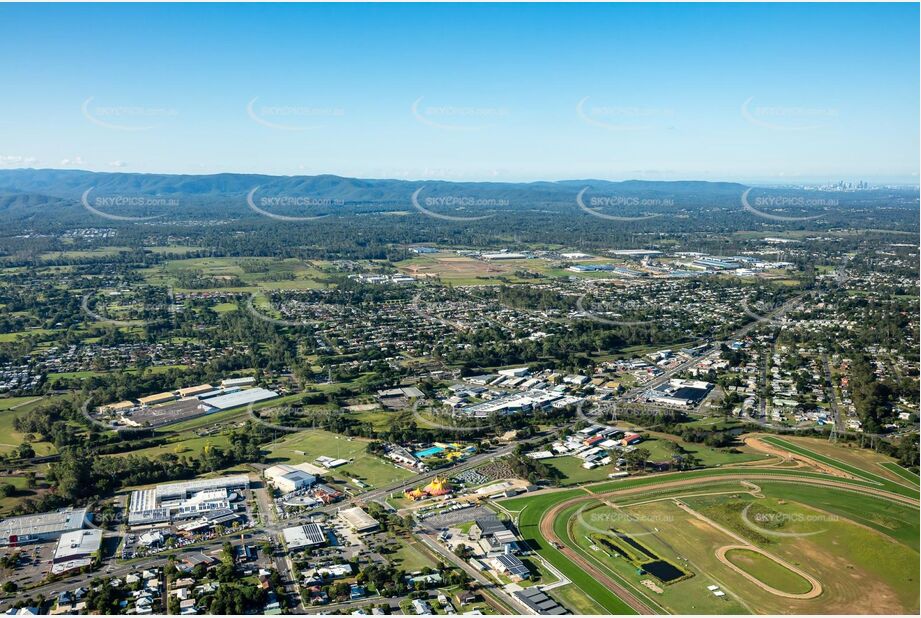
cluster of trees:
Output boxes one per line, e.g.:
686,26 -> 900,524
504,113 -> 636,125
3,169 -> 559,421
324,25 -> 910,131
45,421 -> 272,504
354,563 -> 408,598
202,582 -> 269,614
364,502 -> 413,533
174,271 -> 246,289
508,448 -> 560,484
849,354 -> 896,433
496,285 -> 572,311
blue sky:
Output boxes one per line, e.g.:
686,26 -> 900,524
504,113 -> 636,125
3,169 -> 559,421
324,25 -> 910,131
0,3 -> 917,183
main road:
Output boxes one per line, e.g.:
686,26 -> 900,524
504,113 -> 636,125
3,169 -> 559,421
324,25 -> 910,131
253,484 -> 305,613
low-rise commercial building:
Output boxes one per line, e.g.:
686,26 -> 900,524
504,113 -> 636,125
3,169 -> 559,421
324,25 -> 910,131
264,464 -> 317,494
282,523 -> 328,550
491,553 -> 530,581
514,588 -> 568,614
338,507 -> 379,533
220,377 -> 256,388
51,529 -> 103,574
177,384 -> 214,398
138,391 -> 177,406
0,507 -> 88,546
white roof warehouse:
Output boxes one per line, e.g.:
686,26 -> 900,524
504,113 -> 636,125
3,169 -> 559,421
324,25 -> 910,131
202,387 -> 279,410
51,529 -> 103,574
339,507 -> 379,533
0,507 -> 89,546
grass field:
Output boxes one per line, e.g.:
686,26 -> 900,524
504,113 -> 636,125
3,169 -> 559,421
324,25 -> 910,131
881,462 -> 920,484
395,254 -> 533,285
0,329 -> 58,342
145,245 -> 202,255
759,436 -> 918,496
640,433 -> 763,467
564,498 -> 745,614
548,583 -> 607,614
581,465 -> 903,496
47,364 -> 189,385
38,247 -> 131,260
117,434 -> 233,460
390,538 -> 439,572
0,396 -> 47,412
265,429 -> 413,489
143,257 -> 332,292
748,481 -> 920,550
0,396 -> 60,456
723,548 -> 812,595
345,409 -> 398,432
544,457 -> 615,485
0,475 -> 43,515
760,435 -> 916,488
684,485 -> 919,613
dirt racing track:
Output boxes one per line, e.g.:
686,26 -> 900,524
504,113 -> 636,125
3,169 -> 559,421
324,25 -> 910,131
714,545 -> 823,600
537,470 -> 919,614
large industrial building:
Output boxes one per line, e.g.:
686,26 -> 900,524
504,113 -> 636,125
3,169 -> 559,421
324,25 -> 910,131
263,464 -> 317,494
128,475 -> 249,526
608,249 -> 663,259
51,528 -> 103,574
457,389 -> 581,418
200,387 -> 278,410
690,257 -> 741,271
645,379 -> 714,407
0,507 -> 89,546
481,252 -> 528,260
96,378 -> 278,429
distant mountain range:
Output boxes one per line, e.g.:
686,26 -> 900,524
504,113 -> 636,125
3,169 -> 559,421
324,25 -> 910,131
0,168 -> 913,227
0,168 -> 747,201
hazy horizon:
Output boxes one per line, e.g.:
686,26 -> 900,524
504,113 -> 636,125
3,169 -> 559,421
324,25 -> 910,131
1,166 -> 918,189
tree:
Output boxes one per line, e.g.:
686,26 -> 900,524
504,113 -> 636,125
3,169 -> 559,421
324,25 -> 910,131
625,448 -> 651,471
453,544 -> 472,559
16,443 -> 34,459
221,541 -> 234,566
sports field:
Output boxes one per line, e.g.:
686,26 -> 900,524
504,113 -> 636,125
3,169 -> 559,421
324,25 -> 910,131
265,429 -> 413,489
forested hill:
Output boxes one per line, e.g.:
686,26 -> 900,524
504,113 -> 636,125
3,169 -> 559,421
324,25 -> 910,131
0,168 -> 747,202
0,169 -> 916,234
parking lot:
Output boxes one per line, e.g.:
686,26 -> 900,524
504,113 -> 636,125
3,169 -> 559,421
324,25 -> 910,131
421,505 -> 493,531
0,540 -> 56,589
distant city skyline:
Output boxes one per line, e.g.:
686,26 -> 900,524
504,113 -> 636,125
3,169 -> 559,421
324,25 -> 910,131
0,3 -> 917,183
